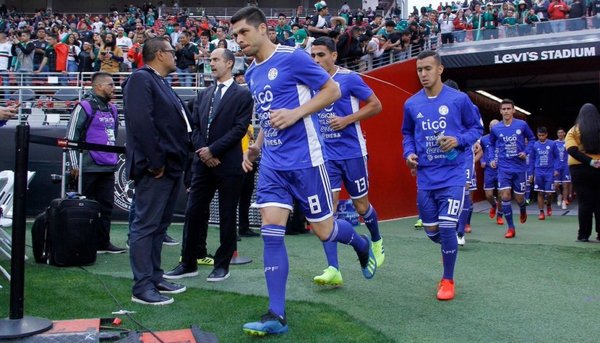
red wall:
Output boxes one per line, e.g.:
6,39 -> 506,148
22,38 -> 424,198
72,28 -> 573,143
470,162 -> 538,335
356,59 -> 423,220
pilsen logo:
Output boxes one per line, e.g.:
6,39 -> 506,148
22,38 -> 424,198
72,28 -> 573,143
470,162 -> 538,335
494,47 -> 595,64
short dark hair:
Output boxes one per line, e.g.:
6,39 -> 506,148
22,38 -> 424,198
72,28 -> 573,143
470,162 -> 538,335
385,20 -> 396,27
91,72 -> 113,86
501,98 -> 515,107
537,126 -> 548,134
417,50 -> 441,64
557,127 -> 565,132
142,37 -> 168,63
200,30 -> 211,38
231,6 -> 267,27
312,36 -> 336,52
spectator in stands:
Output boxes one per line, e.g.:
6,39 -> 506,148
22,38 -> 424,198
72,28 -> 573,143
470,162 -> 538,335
92,16 -> 104,33
568,0 -> 586,31
99,32 -> 123,73
211,26 -> 239,54
452,8 -> 470,42
440,11 -> 455,44
335,25 -> 362,66
502,9 -> 518,37
116,27 -> 132,70
35,33 -> 68,86
369,14 -> 385,33
78,41 -> 95,72
533,0 -> 552,33
32,28 -> 48,72
308,1 -> 332,38
0,32 -> 12,96
65,33 -> 81,80
11,31 -> 34,82
127,33 -> 144,70
548,0 -> 570,32
275,13 -> 291,42
175,31 -> 198,87
268,26 -> 283,44
482,2 -> 499,40
593,0 -> 600,29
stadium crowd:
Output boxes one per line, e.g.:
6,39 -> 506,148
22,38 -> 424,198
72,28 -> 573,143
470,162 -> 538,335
1,0 -> 598,77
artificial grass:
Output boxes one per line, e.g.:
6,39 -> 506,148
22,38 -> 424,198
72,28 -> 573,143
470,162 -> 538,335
1,213 -> 600,342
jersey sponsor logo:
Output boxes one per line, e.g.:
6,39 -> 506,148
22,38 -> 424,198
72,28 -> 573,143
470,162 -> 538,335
268,68 -> 278,80
502,135 -> 517,142
253,85 -> 274,113
438,105 -> 449,115
421,117 -> 447,131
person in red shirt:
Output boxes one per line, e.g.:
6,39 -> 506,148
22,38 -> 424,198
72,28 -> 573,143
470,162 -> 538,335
548,0 -> 569,32
127,33 -> 145,70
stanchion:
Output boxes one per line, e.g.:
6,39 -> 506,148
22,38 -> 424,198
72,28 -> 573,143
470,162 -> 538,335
0,124 -> 53,339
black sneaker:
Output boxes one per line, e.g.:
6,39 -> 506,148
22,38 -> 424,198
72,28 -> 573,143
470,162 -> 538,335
97,243 -> 127,254
131,289 -> 173,306
164,263 -> 198,280
156,280 -> 186,294
163,234 -> 179,246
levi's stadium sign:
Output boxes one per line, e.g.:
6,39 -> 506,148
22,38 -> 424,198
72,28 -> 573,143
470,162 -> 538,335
441,41 -> 599,68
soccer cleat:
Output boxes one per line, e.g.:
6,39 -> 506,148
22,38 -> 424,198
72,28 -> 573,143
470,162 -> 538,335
437,279 -> 455,301
197,256 -> 214,266
414,218 -> 423,229
457,234 -> 465,247
561,200 -> 568,210
489,206 -> 496,219
520,209 -> 527,224
464,224 -> 471,234
547,205 -> 552,217
504,228 -> 516,239
243,310 -> 288,337
313,266 -> 343,286
358,235 -> 377,279
538,212 -> 545,220
496,215 -> 504,225
372,238 -> 385,267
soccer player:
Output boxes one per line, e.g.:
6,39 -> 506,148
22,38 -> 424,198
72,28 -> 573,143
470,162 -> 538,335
554,127 -> 571,210
402,51 -> 483,300
230,7 -> 377,337
489,99 -> 535,238
530,126 -> 559,220
480,119 -> 504,225
310,36 -> 384,286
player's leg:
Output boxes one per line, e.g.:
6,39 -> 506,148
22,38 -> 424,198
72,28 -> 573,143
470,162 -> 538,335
435,186 -> 464,300
498,172 -> 516,237
484,170 -> 498,218
456,184 -> 469,246
544,175 -> 555,216
535,174 -> 546,220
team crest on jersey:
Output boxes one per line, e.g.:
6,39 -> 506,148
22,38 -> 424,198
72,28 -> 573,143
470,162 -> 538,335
516,129 -> 522,135
438,105 -> 449,115
427,155 -> 433,161
268,68 -> 278,80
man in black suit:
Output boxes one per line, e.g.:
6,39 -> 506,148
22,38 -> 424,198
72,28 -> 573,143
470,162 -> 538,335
123,37 -> 191,305
164,48 -> 253,282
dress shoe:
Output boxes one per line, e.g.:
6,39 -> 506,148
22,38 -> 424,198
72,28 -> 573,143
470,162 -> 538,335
239,229 -> 260,237
207,268 -> 230,282
156,280 -> 186,294
131,288 -> 173,305
163,234 -> 179,246
164,263 -> 198,280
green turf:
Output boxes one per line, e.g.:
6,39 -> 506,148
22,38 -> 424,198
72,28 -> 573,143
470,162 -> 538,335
1,214 -> 600,342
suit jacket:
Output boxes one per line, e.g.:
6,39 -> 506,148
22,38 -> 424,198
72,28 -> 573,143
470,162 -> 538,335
123,67 -> 191,182
191,81 -> 253,175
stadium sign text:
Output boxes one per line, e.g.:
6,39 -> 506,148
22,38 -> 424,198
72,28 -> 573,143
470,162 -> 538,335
494,47 -> 596,64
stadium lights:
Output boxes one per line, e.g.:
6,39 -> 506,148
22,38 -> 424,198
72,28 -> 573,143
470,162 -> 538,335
475,90 -> 532,116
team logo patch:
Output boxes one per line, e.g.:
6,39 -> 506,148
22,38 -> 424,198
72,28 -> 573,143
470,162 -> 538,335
438,105 -> 449,115
114,154 -> 134,212
268,68 -> 278,80
516,129 -> 522,135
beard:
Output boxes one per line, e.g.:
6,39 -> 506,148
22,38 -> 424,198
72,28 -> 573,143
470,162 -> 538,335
104,39 -> 115,47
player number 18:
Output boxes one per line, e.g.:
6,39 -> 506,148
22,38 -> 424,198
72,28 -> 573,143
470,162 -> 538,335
447,199 -> 461,216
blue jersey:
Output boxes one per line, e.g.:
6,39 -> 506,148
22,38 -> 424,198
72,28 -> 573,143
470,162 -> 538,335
316,68 -> 373,160
489,118 -> 535,173
531,139 -> 559,174
555,139 -> 569,167
402,85 -> 483,190
245,45 -> 331,170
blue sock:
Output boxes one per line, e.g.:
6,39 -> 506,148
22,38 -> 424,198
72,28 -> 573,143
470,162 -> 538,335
362,204 -> 381,242
261,225 -> 288,318
439,221 -> 458,280
322,241 -> 339,269
425,229 -> 441,244
327,219 -> 368,254
457,192 -> 471,236
467,204 -> 473,225
503,201 -> 514,228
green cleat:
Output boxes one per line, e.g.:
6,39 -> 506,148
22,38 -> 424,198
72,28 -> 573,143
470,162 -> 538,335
313,266 -> 343,286
414,218 -> 423,229
372,238 -> 385,267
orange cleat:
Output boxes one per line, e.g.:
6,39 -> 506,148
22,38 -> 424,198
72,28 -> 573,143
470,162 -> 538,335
496,216 -> 504,225
489,206 -> 496,219
538,212 -> 545,220
547,205 -> 552,216
437,279 -> 455,301
520,209 -> 527,224
504,228 -> 516,238
464,224 -> 472,233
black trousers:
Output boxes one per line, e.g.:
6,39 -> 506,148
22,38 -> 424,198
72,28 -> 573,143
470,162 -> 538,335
238,163 -> 257,232
82,172 -> 115,248
181,168 -> 244,271
570,164 -> 600,240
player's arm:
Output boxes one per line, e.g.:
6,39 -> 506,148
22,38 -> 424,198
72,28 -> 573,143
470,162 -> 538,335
330,93 -> 382,131
489,131 -> 497,169
270,78 -> 340,130
473,141 -> 483,163
243,128 -> 263,173
401,105 -> 418,169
